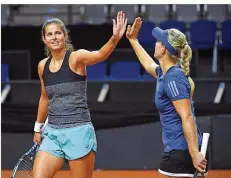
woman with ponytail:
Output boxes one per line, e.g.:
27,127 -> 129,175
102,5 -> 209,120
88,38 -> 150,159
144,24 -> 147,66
33,12 -> 127,178
126,17 -> 207,178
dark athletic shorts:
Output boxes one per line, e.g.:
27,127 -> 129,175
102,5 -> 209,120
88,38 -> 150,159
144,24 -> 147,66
158,149 -> 209,177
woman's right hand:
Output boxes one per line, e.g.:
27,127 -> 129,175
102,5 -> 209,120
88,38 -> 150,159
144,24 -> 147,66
33,132 -> 42,145
192,151 -> 207,173
126,17 -> 142,41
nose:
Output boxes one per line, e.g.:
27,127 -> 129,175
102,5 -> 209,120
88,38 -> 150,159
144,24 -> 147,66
51,34 -> 57,40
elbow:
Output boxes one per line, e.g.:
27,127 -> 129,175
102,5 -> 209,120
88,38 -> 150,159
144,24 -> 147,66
97,50 -> 109,62
40,94 -> 48,103
181,115 -> 194,123
86,51 -> 107,66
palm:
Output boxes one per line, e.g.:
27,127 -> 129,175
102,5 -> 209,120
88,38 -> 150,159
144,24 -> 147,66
126,17 -> 142,40
113,11 -> 127,40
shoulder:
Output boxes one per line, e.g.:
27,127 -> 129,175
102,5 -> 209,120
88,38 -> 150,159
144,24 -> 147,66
72,49 -> 89,57
165,67 -> 186,81
164,67 -> 190,88
163,67 -> 191,100
38,58 -> 49,76
70,49 -> 90,62
38,58 -> 49,69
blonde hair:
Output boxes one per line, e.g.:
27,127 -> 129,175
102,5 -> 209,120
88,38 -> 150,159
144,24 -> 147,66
166,29 -> 195,97
41,18 -> 74,57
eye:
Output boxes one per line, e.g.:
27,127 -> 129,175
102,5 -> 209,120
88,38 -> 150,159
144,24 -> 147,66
56,31 -> 62,35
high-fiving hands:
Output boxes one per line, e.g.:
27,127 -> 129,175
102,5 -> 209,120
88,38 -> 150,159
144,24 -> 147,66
112,13 -> 143,42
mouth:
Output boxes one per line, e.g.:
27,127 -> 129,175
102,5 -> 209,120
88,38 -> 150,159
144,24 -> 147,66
51,42 -> 59,46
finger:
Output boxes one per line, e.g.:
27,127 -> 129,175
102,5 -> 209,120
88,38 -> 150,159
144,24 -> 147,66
132,17 -> 138,24
134,21 -> 142,37
199,162 -> 207,170
132,18 -> 139,29
202,159 -> 207,164
201,161 -> 207,166
137,18 -> 142,27
124,18 -> 128,28
196,166 -> 205,173
127,25 -> 131,31
119,11 -> 123,26
117,11 -> 120,25
122,12 -> 125,23
130,18 -> 137,31
120,11 -> 123,22
137,20 -> 142,31
134,17 -> 141,30
126,25 -> 131,36
200,164 -> 206,170
119,11 -> 122,20
112,19 -> 116,28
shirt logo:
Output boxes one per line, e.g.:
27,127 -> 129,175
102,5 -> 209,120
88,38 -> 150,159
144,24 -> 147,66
168,81 -> 179,97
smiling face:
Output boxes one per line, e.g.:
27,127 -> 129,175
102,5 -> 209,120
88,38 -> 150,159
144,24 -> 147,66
42,23 -> 67,52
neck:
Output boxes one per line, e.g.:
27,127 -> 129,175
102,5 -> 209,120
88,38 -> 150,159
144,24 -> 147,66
51,48 -> 66,62
159,56 -> 176,75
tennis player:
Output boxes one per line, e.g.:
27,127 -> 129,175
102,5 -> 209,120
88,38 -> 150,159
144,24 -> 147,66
32,11 -> 127,178
126,17 -> 207,178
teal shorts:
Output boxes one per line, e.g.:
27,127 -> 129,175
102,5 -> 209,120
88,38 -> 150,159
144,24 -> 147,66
38,122 -> 97,160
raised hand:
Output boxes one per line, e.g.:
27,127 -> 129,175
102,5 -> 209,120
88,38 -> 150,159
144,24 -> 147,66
126,17 -> 142,41
113,11 -> 128,41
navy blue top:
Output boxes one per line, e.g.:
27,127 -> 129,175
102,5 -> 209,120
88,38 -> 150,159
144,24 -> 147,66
154,65 -> 202,152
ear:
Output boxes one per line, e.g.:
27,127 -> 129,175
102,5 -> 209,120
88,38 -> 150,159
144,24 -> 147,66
161,46 -> 166,54
42,36 -> 47,45
65,32 -> 68,41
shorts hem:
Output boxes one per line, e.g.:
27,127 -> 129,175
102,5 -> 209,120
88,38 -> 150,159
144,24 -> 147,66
158,169 -> 208,177
67,147 -> 97,161
38,149 -> 65,159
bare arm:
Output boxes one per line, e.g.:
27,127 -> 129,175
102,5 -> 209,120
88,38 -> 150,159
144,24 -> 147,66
33,59 -> 49,144
75,11 -> 127,66
74,35 -> 119,66
36,60 -> 49,123
172,99 -> 199,155
130,39 -> 158,78
173,99 -> 207,172
126,17 -> 159,78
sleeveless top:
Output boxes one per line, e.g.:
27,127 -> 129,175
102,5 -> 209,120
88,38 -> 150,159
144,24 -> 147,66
42,50 -> 91,129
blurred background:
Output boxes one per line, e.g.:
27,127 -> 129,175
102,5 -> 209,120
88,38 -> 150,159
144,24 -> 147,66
1,4 -> 231,178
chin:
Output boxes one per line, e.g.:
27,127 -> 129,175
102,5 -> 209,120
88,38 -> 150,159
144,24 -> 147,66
51,46 -> 63,51
154,54 -> 161,61
154,54 -> 158,59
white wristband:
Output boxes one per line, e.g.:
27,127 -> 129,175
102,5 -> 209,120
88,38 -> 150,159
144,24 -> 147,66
34,122 -> 44,132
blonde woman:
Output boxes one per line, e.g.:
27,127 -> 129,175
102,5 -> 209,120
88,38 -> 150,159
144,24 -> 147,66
126,17 -> 207,178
